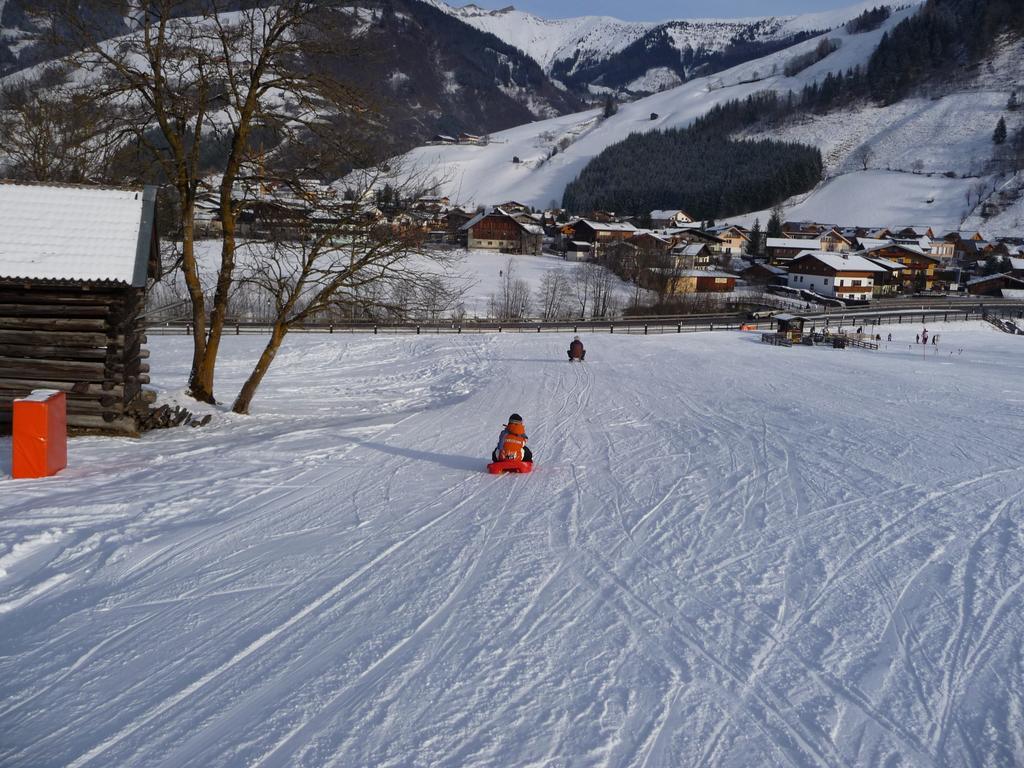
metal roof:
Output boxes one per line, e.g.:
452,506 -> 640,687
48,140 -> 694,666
0,181 -> 157,287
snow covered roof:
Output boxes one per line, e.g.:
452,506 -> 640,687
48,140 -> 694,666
862,255 -> 907,271
578,219 -> 637,232
0,182 -> 158,287
650,209 -> 691,220
1009,257 -> 1024,271
791,252 -> 887,273
767,237 -> 822,250
856,237 -> 893,250
745,263 -> 787,275
673,243 -> 708,256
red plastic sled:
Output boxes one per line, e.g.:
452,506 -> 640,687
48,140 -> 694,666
487,459 -> 534,474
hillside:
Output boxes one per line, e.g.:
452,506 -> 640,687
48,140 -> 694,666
3,323 -> 1024,765
401,5 -> 916,208
0,0 -> 583,151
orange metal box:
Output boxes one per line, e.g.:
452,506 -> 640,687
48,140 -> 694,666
12,390 -> 67,479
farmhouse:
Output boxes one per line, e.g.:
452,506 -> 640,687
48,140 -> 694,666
670,243 -> 712,270
819,227 -> 854,252
787,251 -> 886,302
0,181 -> 159,435
742,262 -> 788,287
462,208 -> 543,255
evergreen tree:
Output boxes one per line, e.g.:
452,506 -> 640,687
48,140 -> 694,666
994,117 -> 1007,145
748,218 -> 763,256
767,206 -> 784,238
603,95 -> 618,119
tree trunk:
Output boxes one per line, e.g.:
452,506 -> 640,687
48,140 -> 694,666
231,323 -> 287,415
180,206 -> 215,403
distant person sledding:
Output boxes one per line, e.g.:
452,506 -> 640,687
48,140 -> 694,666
567,336 -> 586,362
488,413 -> 533,474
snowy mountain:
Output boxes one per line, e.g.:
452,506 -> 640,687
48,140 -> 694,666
425,0 -> 914,95
0,0 -> 583,152
400,6 -> 917,209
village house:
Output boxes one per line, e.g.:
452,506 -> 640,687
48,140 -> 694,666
819,227 -> 855,252
863,243 -> 940,291
782,221 -> 831,238
564,240 -> 594,261
658,269 -> 737,295
966,273 -> 1024,298
766,237 -> 822,264
741,262 -> 788,288
1009,256 -> 1024,279
457,132 -> 487,145
628,231 -> 673,256
709,225 -> 751,255
670,242 -> 712,270
787,251 -> 886,302
650,209 -> 694,228
570,220 -> 638,257
462,208 -> 543,255
861,254 -> 908,297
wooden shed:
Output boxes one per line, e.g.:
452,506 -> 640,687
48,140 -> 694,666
774,313 -> 807,343
0,181 -> 159,436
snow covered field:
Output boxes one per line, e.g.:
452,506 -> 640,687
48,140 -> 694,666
2,323 -> 1024,766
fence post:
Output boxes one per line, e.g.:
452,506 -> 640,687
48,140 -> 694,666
185,324 -> 191,336
644,324 -> 648,335
416,325 -> 420,335
235,323 -> 240,335
677,323 -> 682,333
610,324 -> 614,334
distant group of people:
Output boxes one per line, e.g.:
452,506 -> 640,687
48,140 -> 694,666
915,329 -> 939,345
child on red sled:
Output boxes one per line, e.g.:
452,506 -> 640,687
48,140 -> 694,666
492,413 -> 533,464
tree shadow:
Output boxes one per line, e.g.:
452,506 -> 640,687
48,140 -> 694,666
346,437 -> 483,472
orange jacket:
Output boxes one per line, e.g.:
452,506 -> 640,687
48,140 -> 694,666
495,422 -> 528,461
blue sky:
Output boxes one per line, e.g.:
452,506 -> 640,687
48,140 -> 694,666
464,0 -> 853,21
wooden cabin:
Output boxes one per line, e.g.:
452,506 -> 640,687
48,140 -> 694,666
0,181 -> 159,436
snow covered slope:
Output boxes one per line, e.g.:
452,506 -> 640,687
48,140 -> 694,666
425,0 -> 912,77
405,6 -> 918,208
2,322 -> 1024,766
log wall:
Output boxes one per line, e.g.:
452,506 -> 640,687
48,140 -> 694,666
0,282 -> 155,436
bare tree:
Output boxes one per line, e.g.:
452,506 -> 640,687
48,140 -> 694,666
854,144 -> 874,171
0,71 -> 116,182
536,270 -> 573,321
231,177 -> 448,414
48,0 -> 374,403
489,259 -> 531,321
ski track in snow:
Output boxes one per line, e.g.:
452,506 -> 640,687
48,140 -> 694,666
1,323 -> 1023,767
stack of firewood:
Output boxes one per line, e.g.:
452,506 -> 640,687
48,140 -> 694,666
137,404 -> 212,431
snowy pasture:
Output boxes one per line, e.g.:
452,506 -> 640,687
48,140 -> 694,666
1,323 -> 1023,767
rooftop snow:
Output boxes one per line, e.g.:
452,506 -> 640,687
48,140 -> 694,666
792,251 -> 887,272
0,182 -> 156,286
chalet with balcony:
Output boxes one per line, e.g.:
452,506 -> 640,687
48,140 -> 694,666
787,252 -> 886,302
863,243 -> 940,291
